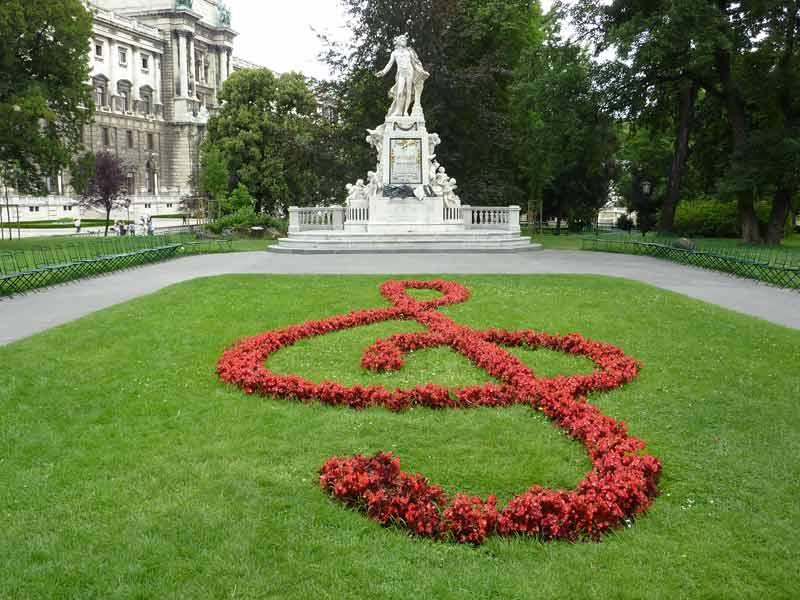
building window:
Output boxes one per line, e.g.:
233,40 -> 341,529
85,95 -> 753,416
141,55 -> 149,71
144,203 -> 152,209
126,172 -> 135,195
203,60 -> 209,83
101,127 -> 110,146
139,86 -> 154,115
126,130 -> 134,148
147,133 -> 154,150
93,75 -> 109,107
117,80 -> 132,112
63,205 -> 72,211
95,43 -> 103,58
29,206 -> 40,212
166,203 -> 173,208
119,48 -> 127,66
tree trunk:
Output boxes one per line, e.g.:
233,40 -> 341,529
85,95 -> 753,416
766,189 -> 792,245
104,206 -> 111,237
714,48 -> 762,243
660,81 -> 699,233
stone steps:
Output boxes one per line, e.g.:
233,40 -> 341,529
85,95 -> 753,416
269,232 -> 541,254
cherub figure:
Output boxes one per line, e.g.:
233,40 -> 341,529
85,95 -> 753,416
443,177 -> 461,208
346,179 -> 369,207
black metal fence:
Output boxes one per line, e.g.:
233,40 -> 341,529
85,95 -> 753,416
581,236 -> 800,290
0,233 -> 232,297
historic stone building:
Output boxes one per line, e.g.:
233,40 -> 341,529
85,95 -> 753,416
6,0 -> 257,222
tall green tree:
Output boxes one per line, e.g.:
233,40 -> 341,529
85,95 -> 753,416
323,0 -> 540,206
199,145 -> 229,217
0,0 -> 93,193
574,0 -> 800,244
204,69 -> 328,215
511,12 -> 616,232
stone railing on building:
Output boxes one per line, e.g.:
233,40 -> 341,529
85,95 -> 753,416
288,204 -> 521,233
443,205 -> 462,223
462,206 -> 521,232
346,206 -> 369,225
288,206 -> 345,233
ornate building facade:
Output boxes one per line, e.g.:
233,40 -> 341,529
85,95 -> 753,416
6,0 -> 258,222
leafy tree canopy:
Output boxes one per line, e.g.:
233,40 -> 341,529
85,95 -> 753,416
0,0 -> 93,193
204,69 -> 330,215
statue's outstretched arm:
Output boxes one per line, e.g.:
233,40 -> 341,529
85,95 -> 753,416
376,52 -> 396,77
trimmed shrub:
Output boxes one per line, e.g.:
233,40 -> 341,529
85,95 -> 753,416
207,208 -> 287,236
674,198 -> 740,237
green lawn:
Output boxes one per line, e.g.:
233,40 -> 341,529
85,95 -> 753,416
0,234 -> 273,255
1,275 -> 798,598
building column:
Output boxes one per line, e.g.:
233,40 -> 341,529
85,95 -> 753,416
188,35 -> 196,98
154,171 -> 159,195
108,38 -> 117,97
131,47 -> 140,103
219,47 -> 229,85
154,55 -> 162,105
177,32 -> 188,98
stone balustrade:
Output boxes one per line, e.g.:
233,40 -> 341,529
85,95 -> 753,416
443,206 -> 462,223
288,204 -> 521,233
462,206 -> 521,232
347,206 -> 370,224
289,206 -> 345,233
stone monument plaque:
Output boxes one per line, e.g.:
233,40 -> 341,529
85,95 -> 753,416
389,138 -> 423,185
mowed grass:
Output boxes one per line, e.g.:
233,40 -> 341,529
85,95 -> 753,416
1,275 -> 798,599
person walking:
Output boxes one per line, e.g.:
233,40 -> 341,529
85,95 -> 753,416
147,216 -> 155,236
74,216 -> 81,234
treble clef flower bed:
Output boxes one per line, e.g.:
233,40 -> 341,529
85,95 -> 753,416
217,279 -> 661,545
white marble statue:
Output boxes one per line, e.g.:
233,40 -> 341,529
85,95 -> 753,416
429,159 -> 441,184
366,125 -> 385,156
366,170 -> 382,198
428,133 -> 441,157
346,179 -> 369,206
376,33 -> 430,118
443,178 -> 461,208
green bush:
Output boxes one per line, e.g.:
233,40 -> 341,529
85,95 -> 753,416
207,208 -> 287,236
674,197 -> 774,238
674,198 -> 740,237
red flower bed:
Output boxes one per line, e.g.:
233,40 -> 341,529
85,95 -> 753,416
218,279 -> 661,544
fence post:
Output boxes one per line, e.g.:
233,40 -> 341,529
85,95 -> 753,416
332,206 -> 345,230
461,206 -> 473,230
508,206 -> 521,233
288,207 -> 301,233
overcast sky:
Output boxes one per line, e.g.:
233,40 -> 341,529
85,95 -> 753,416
227,0 -> 558,80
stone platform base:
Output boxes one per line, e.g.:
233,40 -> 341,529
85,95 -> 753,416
269,231 -> 542,254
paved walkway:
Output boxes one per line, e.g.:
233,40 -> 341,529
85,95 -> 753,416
2,250 -> 798,345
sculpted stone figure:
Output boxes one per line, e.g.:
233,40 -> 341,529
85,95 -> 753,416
428,133 -> 441,157
376,34 -> 430,118
346,179 -> 368,207
443,177 -> 461,208
366,170 -> 382,198
366,125 -> 385,156
429,159 -> 441,184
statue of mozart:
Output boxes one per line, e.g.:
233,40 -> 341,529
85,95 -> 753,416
376,33 -> 430,118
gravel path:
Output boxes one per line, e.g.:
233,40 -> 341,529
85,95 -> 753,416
2,250 -> 797,345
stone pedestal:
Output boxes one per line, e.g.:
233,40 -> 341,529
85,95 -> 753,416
380,116 -> 431,190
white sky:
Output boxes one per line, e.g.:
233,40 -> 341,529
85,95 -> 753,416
227,0 -> 559,80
